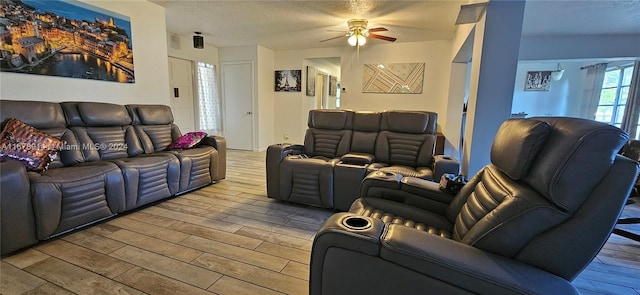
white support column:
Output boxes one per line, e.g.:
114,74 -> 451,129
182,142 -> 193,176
462,0 -> 526,176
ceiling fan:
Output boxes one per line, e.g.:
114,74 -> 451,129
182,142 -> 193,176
321,19 -> 397,46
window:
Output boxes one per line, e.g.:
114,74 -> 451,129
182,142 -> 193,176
196,62 -> 222,135
595,65 -> 634,129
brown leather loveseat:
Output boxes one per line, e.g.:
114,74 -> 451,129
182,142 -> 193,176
266,109 -> 459,211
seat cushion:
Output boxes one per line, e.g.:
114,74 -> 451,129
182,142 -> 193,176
279,156 -> 338,208
29,161 -> 125,239
350,197 -> 453,238
164,146 -> 217,192
111,154 -> 180,210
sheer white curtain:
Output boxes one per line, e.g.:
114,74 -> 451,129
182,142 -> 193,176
579,63 -> 608,119
621,61 -> 640,139
196,62 -> 222,135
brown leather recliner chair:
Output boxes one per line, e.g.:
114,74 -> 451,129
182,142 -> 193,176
310,117 -> 639,295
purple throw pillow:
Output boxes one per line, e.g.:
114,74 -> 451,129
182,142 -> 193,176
168,131 -> 208,150
0,118 -> 65,172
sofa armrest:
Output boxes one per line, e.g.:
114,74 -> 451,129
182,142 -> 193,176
340,153 -> 374,165
266,143 -> 304,199
380,225 -> 579,295
432,155 -> 460,181
200,136 -> 226,180
311,215 -> 578,295
0,159 -> 38,255
400,177 -> 455,204
360,171 -> 403,197
360,172 -> 454,214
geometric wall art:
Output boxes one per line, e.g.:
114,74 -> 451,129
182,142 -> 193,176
363,63 -> 425,94
0,0 -> 135,83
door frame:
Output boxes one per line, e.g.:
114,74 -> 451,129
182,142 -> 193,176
221,60 -> 256,151
168,56 -> 197,132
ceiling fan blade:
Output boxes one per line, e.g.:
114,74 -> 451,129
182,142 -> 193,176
320,35 -> 346,42
368,27 -> 388,32
327,29 -> 348,33
369,34 -> 397,42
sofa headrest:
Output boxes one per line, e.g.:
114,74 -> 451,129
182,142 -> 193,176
380,111 -> 437,134
127,105 -> 174,125
307,109 -> 353,130
353,111 -> 381,132
490,119 -> 550,180
0,100 -> 66,129
73,102 -> 132,126
522,117 -> 629,212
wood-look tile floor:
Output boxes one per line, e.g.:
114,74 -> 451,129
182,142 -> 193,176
2,149 -> 640,294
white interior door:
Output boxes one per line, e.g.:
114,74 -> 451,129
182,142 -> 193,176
222,61 -> 254,150
168,57 -> 195,133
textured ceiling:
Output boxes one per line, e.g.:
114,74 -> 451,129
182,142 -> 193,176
150,0 -> 640,50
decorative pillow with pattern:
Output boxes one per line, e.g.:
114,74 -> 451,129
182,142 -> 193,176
168,131 -> 208,150
0,118 -> 65,172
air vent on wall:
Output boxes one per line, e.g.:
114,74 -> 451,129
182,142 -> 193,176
170,34 -> 181,49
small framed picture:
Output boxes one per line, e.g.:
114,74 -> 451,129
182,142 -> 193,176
329,75 -> 337,96
524,71 -> 551,91
306,66 -> 316,96
275,70 -> 302,92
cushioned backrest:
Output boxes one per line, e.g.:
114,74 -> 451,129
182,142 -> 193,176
307,109 -> 353,130
126,105 -> 174,125
302,109 -> 354,158
380,111 -> 437,134
375,110 -> 437,167
490,119 -> 550,180
134,125 -> 182,153
72,126 -> 144,161
43,128 -> 85,168
126,105 -> 180,153
0,100 -> 66,129
62,102 -> 132,126
445,117 -> 633,279
303,129 -> 352,158
448,165 -> 568,257
522,117 -> 628,212
0,100 -> 84,167
375,132 -> 435,167
351,111 -> 381,154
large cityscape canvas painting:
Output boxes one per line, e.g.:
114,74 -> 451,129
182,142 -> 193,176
0,0 -> 135,83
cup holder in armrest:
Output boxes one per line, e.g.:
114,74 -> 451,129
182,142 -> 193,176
373,171 -> 395,177
342,216 -> 372,230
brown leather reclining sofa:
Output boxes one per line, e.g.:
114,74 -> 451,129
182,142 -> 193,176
0,100 -> 226,255
266,109 -> 459,211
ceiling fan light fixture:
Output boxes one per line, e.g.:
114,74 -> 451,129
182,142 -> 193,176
551,63 -> 564,81
357,34 -> 367,46
348,34 -> 358,46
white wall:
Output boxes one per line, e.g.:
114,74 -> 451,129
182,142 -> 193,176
0,0 -> 170,105
257,45 -> 275,150
167,32 -> 219,65
520,35 -> 640,61
511,61 -> 589,118
273,41 -> 453,144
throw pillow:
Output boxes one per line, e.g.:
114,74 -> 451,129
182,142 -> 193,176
168,131 -> 208,150
0,118 -> 65,172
